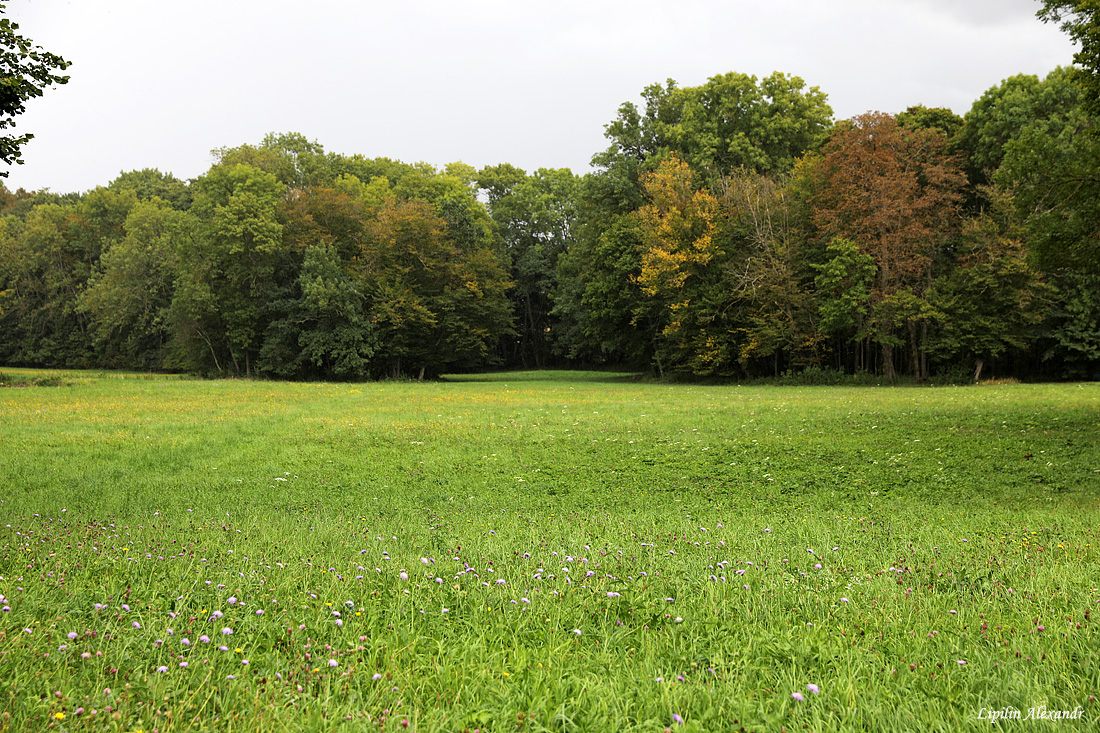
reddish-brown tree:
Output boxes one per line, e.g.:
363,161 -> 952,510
810,112 -> 965,379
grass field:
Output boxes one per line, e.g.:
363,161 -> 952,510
1,369 -> 1097,732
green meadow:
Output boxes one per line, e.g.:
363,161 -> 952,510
0,370 -> 1097,732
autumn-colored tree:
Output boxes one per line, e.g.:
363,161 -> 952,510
279,185 -> 371,259
356,194 -> 512,379
811,112 -> 965,379
565,70 -> 833,372
634,155 -> 725,375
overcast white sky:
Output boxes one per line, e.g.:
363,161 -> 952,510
3,0 -> 1077,194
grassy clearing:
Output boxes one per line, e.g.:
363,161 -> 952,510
1,370 -> 1098,732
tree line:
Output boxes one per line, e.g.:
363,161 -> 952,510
2,64 -> 1098,381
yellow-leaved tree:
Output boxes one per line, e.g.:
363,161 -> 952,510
633,155 -> 727,376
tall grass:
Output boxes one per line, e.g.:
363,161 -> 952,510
0,370 -> 1097,731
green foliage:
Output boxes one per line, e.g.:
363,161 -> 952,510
260,242 -> 377,380
478,165 -> 579,368
0,4 -> 70,174
897,104 -> 964,140
554,212 -> 651,366
80,200 -> 192,369
998,102 -> 1100,278
169,163 -> 287,375
927,211 -> 1050,379
0,188 -> 136,367
813,237 -> 875,337
598,71 -> 833,179
763,364 -> 881,386
4,31 -> 1100,385
1039,1 -> 1100,113
211,132 -> 334,189
957,68 -> 1079,188
572,72 -> 835,376
1046,270 -> 1100,375
108,168 -> 193,210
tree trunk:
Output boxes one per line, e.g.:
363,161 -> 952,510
882,343 -> 896,382
196,326 -> 223,374
920,322 -> 929,381
973,358 -> 984,383
908,321 -> 920,379
418,365 -> 426,382
525,297 -> 542,370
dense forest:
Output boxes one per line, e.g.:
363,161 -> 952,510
3,36 -> 1100,381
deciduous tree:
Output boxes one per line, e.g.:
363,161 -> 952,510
80,199 -> 192,369
634,155 -> 724,375
956,68 -> 1078,190
0,4 -> 70,175
719,169 -> 822,374
356,194 -> 512,379
927,209 -> 1049,381
1038,1 -> 1100,112
171,163 -> 286,375
0,188 -> 135,366
811,112 -> 966,379
480,165 -> 579,367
